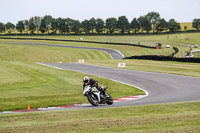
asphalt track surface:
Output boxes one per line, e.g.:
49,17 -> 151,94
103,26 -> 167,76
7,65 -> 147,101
38,63 -> 200,111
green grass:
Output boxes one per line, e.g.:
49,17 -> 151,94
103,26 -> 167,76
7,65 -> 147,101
1,32 -> 200,58
0,61 -> 144,112
0,101 -> 199,133
87,59 -> 200,77
0,41 -> 110,62
2,32 -> 199,46
0,34 -> 199,132
0,39 -> 179,58
0,41 -> 144,111
0,38 -> 199,111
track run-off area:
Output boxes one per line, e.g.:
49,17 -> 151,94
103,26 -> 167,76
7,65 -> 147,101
38,63 -> 200,107
1,42 -> 200,113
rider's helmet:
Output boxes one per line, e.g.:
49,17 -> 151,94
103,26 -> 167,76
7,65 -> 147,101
83,76 -> 90,84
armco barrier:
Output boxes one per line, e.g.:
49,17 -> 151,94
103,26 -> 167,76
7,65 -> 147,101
124,55 -> 200,63
0,37 -> 155,49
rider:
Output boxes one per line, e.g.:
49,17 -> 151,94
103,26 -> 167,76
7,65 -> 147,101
83,76 -> 107,96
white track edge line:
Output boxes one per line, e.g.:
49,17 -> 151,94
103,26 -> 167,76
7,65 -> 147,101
36,62 -> 149,97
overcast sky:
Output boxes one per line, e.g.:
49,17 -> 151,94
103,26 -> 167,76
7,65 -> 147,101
1,0 -> 200,24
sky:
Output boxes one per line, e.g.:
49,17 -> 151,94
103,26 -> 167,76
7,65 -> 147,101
0,0 -> 200,24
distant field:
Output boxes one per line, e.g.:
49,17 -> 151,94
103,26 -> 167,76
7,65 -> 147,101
1,32 -> 200,58
2,32 -> 200,46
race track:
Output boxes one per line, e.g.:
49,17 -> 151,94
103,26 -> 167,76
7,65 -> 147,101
1,42 -> 200,113
37,63 -> 200,110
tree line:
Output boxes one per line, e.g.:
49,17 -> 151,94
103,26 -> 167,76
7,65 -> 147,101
0,11 -> 200,35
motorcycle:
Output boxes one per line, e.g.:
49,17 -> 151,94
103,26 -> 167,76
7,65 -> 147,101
83,85 -> 113,106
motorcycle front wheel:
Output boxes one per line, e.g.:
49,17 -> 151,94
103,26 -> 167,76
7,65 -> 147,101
88,94 -> 99,106
106,94 -> 113,105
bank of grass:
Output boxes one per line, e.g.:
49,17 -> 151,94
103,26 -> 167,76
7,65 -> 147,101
0,61 -> 143,111
0,101 -> 199,133
0,42 -> 111,62
87,59 -> 200,77
0,42 -> 143,111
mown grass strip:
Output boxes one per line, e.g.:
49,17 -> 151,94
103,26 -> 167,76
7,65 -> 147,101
0,43 -> 111,63
0,61 -> 144,111
0,102 -> 199,133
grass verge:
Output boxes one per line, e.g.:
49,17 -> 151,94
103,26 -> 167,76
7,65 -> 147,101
0,101 -> 199,133
0,42 -> 111,62
87,59 -> 200,77
0,61 -> 144,111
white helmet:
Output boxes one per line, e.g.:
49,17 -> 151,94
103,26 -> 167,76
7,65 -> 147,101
83,76 -> 90,83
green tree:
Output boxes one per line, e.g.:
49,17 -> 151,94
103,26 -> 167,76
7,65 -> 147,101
96,18 -> 104,34
40,15 -> 53,34
5,22 -> 15,34
66,18 -> 75,34
57,18 -> 69,34
138,16 -> 145,33
50,18 -> 59,34
89,18 -> 96,33
81,19 -> 90,34
28,18 -> 36,34
33,16 -> 42,34
146,11 -> 160,33
117,16 -> 130,34
71,20 -> 81,34
143,16 -> 152,34
130,18 -> 140,33
168,19 -> 181,32
192,18 -> 200,31
40,19 -> 46,34
155,18 -> 168,33
138,15 -> 152,34
24,20 -> 29,34
16,20 -> 25,34
105,17 -> 117,34
0,22 -> 5,33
